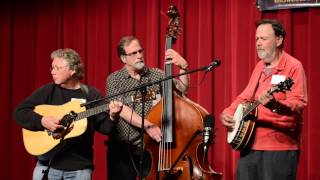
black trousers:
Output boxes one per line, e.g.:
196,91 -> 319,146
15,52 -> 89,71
107,142 -> 138,180
107,141 -> 151,180
237,150 -> 299,180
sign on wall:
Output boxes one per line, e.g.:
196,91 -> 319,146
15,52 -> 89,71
257,0 -> 320,11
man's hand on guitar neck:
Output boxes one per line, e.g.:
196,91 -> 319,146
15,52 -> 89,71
108,101 -> 123,121
41,116 -> 64,132
258,90 -> 275,105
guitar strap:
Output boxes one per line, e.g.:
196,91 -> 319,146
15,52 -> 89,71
80,84 -> 89,99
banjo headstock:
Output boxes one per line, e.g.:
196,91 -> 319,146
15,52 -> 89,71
269,77 -> 294,94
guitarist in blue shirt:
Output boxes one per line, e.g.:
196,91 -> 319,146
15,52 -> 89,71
14,48 -> 123,180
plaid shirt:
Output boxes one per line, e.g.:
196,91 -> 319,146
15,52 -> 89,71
106,67 -> 164,146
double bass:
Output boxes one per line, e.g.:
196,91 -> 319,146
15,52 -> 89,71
144,5 -> 222,180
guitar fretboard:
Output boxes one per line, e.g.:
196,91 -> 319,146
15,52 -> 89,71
73,90 -> 157,121
243,101 -> 261,118
76,104 -> 109,121
242,80 -> 291,118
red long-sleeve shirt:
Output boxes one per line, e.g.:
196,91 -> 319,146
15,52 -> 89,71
223,51 -> 308,150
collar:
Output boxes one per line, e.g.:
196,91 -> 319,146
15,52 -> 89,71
261,50 -> 288,72
274,51 -> 287,71
120,66 -> 150,79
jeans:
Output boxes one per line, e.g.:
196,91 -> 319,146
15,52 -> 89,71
33,161 -> 92,180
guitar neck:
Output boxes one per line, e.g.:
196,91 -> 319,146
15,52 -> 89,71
243,101 -> 261,118
76,104 -> 109,121
74,90 -> 157,121
243,88 -> 274,117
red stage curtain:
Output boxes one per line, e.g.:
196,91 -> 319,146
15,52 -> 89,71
1,0 -> 319,179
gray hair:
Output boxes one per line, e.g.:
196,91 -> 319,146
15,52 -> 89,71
50,48 -> 85,80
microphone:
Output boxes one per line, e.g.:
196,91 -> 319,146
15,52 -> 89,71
206,59 -> 221,72
203,115 -> 214,152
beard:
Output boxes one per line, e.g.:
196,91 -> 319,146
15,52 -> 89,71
256,47 -> 276,63
134,61 -> 145,70
257,49 -> 268,59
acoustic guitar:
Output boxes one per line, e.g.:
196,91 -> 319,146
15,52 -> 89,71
22,91 -> 156,156
227,78 -> 294,150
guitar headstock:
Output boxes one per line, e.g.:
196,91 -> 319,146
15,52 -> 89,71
121,90 -> 157,104
132,90 -> 157,103
270,77 -> 294,94
166,5 -> 181,42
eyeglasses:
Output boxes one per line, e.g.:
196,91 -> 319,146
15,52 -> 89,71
50,65 -> 68,72
125,49 -> 144,56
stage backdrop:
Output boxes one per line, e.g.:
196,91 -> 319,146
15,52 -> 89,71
1,0 -> 319,179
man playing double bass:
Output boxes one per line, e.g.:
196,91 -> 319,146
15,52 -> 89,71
105,36 -> 190,180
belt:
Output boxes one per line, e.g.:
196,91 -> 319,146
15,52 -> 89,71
38,160 -> 50,166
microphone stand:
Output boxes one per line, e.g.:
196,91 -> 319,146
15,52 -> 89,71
139,86 -> 147,180
81,61 -> 220,179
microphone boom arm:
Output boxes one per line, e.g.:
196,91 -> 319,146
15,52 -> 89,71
82,59 -> 221,107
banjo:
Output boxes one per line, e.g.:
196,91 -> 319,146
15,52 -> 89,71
227,78 -> 294,150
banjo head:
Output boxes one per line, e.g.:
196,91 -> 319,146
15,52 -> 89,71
227,104 -> 244,143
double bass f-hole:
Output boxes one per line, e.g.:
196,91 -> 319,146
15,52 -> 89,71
144,5 -> 222,180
